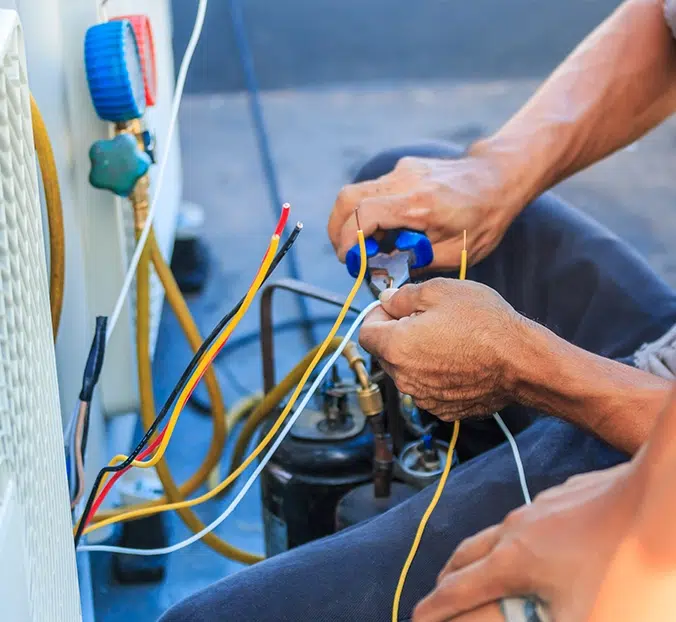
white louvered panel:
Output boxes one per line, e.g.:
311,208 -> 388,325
0,11 -> 80,622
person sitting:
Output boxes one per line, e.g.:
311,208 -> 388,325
160,0 -> 676,619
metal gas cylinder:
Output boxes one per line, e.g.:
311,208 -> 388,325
396,434 -> 458,489
259,379 -> 374,557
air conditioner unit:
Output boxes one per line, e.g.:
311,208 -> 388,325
0,9 -> 81,621
15,0 -> 182,515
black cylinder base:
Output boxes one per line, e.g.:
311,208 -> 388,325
335,481 -> 419,532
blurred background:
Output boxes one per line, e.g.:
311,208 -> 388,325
92,0 -> 676,619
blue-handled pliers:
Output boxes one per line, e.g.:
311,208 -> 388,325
346,230 -> 433,296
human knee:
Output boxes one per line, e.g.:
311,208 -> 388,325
352,141 -> 465,183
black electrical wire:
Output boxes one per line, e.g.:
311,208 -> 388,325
74,224 -> 303,546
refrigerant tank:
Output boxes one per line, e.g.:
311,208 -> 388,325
259,381 -> 374,557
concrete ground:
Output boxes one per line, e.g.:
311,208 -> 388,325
92,1 -> 676,620
171,0 -> 622,92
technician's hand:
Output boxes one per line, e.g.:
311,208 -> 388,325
328,154 -> 524,270
412,462 -> 639,622
358,279 -> 526,420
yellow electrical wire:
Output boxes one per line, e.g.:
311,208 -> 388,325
111,235 -> 279,472
391,232 -> 467,622
86,230 -> 229,521
82,228 -> 367,537
135,228 -> 261,564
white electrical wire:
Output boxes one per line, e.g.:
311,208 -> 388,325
105,0 -> 209,344
493,413 -> 532,505
79,300 -> 382,555
64,402 -> 81,497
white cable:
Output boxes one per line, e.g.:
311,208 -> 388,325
105,0 -> 209,344
79,300 -> 382,555
493,413 -> 532,505
64,402 -> 80,497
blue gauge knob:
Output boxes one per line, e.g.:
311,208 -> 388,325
84,20 -> 146,122
89,133 -> 152,197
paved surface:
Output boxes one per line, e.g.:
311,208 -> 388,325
171,0 -> 621,92
94,2 -> 676,619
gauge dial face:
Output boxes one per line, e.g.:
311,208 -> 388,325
122,22 -> 146,111
118,15 -> 158,107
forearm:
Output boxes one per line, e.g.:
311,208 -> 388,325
471,0 -> 676,205
588,389 -> 676,621
510,318 -> 671,454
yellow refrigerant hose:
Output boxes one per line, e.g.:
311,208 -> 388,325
30,93 -> 65,339
208,394 -> 263,491
136,228 -> 262,564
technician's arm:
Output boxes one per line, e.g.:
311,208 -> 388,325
471,0 -> 676,202
512,317 -> 669,454
329,0 -> 676,270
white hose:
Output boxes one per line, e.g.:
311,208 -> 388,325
493,413 -> 532,505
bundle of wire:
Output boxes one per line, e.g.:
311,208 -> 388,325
65,401 -> 89,508
65,316 -> 107,510
74,204 -> 294,545
79,299 -> 379,556
77,218 -> 368,549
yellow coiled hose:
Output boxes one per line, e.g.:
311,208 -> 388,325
30,93 -> 65,339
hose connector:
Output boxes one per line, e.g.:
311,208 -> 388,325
357,383 -> 384,418
343,341 -> 370,391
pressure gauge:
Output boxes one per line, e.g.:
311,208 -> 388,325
84,19 -> 146,122
114,15 -> 158,107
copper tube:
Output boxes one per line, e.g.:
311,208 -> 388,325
260,278 -> 361,393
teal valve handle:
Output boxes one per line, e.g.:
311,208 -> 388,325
89,133 -> 152,197
346,230 -> 433,278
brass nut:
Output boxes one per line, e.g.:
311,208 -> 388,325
357,383 -> 384,417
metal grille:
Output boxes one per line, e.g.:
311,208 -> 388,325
0,12 -> 80,621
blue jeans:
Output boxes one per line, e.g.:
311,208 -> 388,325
159,143 -> 676,622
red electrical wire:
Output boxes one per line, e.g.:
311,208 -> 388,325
85,430 -> 165,529
83,203 -> 292,531
274,202 -> 290,237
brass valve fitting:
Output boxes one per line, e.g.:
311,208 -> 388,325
357,383 -> 384,418
343,341 -> 371,391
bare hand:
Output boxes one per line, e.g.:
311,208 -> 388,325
328,154 -> 522,270
358,278 -> 527,421
413,462 -> 639,622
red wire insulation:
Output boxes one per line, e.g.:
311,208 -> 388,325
85,430 -> 165,529
84,205 -> 291,530
274,203 -> 290,237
